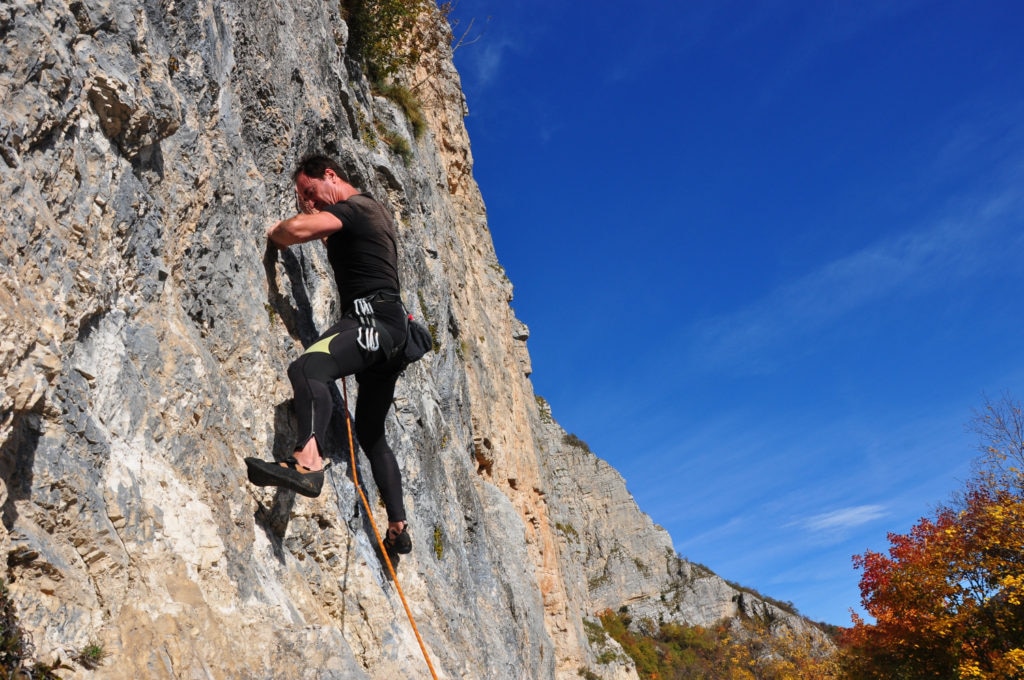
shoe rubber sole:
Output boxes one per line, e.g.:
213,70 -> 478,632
245,457 -> 324,498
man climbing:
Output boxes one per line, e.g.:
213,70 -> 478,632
245,154 -> 411,556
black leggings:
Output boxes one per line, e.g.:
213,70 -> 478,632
287,302 -> 408,522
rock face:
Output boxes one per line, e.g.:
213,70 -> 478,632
0,1 -> 820,678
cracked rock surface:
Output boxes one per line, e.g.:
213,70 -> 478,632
0,2 -> 823,678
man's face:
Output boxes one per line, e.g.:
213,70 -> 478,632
294,170 -> 337,213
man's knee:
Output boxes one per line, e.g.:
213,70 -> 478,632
290,352 -> 339,384
286,356 -> 307,384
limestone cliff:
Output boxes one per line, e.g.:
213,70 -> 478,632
0,1 -> 821,678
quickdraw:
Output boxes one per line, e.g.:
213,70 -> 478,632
352,296 -> 381,352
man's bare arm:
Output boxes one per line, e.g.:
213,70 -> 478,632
266,211 -> 343,247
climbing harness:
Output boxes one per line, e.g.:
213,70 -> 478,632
339,377 -> 439,680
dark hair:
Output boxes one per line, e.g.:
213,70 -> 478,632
293,155 -> 347,182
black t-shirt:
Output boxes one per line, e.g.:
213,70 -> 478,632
323,194 -> 401,309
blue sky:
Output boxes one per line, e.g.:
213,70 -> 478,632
444,1 -> 1024,626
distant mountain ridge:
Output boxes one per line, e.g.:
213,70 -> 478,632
0,1 -> 827,677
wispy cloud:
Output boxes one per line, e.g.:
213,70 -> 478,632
451,4 -> 560,93
461,39 -> 509,88
801,505 -> 888,532
688,182 -> 1023,374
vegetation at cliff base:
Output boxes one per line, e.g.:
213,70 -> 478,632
594,608 -> 839,679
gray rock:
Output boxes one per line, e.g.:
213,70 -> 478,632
0,2 -> 828,678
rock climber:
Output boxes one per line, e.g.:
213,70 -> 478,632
245,154 -> 411,556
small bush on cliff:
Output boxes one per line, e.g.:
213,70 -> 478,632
341,0 -> 446,88
726,580 -> 798,617
432,525 -> 444,560
535,395 -> 553,423
562,432 -> 592,454
375,81 -> 426,139
339,0 -> 432,150
374,121 -> 413,162
75,642 -> 108,670
342,0 -> 422,81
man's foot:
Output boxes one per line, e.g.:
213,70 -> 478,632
245,457 -> 329,498
384,523 -> 412,555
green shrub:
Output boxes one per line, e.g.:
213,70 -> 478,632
724,579 -> 798,616
535,395 -> 552,424
374,81 -> 426,139
432,525 -> 444,560
582,618 -> 607,646
375,123 -> 413,163
341,0 -> 432,83
555,522 -> 578,541
562,432 -> 592,454
75,643 -> 108,670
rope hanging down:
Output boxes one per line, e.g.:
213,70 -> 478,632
340,378 -> 439,680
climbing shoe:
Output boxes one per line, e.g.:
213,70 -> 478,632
245,457 -> 328,498
384,524 -> 412,555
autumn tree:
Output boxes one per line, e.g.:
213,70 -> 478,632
842,395 -> 1024,679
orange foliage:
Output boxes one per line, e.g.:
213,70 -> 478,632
842,480 -> 1024,679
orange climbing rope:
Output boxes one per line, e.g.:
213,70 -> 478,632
340,378 -> 439,680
